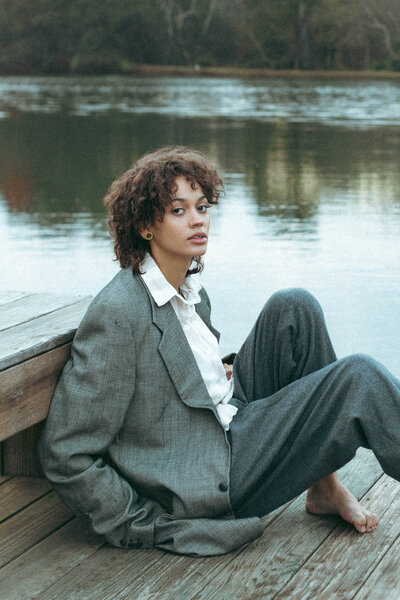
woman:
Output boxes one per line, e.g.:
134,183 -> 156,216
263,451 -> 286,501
39,146 -> 400,556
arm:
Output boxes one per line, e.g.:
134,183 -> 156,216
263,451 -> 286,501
39,295 -> 263,555
38,299 -> 164,549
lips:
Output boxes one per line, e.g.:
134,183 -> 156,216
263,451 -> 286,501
188,232 -> 207,240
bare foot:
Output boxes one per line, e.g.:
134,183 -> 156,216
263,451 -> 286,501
305,473 -> 379,533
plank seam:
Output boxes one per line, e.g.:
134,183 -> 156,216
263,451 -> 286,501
0,514 -> 76,571
271,471 -> 392,600
0,488 -> 54,524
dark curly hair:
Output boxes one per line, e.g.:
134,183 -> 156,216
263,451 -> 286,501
104,146 -> 224,274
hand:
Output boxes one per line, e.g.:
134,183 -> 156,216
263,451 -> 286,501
223,363 -> 233,381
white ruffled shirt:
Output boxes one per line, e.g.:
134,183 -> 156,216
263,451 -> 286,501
140,254 -> 237,430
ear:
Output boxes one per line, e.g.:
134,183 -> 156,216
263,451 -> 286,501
141,230 -> 153,241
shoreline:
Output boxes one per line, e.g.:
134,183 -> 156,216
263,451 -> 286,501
2,64 -> 400,80
129,64 -> 400,80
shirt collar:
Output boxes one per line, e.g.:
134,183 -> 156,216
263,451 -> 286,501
140,253 -> 202,307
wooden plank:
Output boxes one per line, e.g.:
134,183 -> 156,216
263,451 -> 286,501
0,292 -> 89,332
17,500 -> 293,600
0,477 -> 11,485
0,343 -> 71,441
0,491 -> 73,569
0,297 -> 90,370
0,292 -> 32,306
0,519 -> 103,600
32,451 -> 382,600
353,531 -> 400,600
274,475 -> 400,600
32,544 -> 166,600
2,423 -> 45,476
0,476 -> 51,522
133,450 -> 383,600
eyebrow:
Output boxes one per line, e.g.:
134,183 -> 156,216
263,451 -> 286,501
170,195 -> 207,203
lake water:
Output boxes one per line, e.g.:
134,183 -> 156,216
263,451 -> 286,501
0,75 -> 399,374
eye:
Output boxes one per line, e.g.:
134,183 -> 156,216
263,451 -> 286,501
197,204 -> 210,213
171,207 -> 184,215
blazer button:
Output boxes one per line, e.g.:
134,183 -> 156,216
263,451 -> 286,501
218,482 -> 228,492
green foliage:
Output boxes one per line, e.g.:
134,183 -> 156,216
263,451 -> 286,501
0,0 -> 399,73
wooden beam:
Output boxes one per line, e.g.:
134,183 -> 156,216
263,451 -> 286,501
0,297 -> 91,371
0,293 -> 90,332
0,343 -> 72,442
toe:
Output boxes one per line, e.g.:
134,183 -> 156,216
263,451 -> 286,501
365,512 -> 379,532
353,513 -> 367,533
354,511 -> 379,533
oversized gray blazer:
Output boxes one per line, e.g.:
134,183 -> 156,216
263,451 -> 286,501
38,267 -> 263,556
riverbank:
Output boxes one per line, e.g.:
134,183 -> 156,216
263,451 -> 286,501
129,63 -> 400,80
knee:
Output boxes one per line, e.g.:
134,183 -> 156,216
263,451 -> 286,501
340,353 -> 388,385
264,288 -> 322,316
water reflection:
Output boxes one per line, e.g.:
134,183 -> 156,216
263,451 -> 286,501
1,112 -> 398,228
0,76 -> 399,376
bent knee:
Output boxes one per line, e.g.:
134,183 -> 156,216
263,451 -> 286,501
265,288 -> 321,314
342,353 -> 384,374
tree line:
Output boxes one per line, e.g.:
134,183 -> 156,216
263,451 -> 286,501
1,0 -> 400,74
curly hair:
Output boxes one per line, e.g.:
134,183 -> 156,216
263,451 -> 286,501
104,146 -> 224,274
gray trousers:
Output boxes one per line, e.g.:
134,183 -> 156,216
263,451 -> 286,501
228,288 -> 400,518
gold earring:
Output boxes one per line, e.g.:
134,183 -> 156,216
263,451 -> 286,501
145,232 -> 153,240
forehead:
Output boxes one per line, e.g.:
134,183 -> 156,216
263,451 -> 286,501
171,175 -> 203,198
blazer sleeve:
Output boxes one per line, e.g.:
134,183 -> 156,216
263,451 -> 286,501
38,298 -> 164,549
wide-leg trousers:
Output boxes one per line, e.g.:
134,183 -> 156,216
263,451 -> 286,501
228,288 -> 400,518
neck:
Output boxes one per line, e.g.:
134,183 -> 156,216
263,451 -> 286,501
151,253 -> 192,291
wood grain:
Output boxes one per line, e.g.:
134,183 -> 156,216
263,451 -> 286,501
353,532 -> 400,600
0,491 -> 73,569
0,343 -> 71,441
2,422 -> 45,476
0,292 -> 90,332
0,518 -> 103,600
0,291 -> 31,306
26,451 -> 384,600
0,297 -> 91,370
0,476 -> 51,522
274,475 -> 400,600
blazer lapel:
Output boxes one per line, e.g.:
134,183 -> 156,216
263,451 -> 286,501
149,296 -> 217,413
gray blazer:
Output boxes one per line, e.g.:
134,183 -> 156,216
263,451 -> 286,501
38,267 -> 263,555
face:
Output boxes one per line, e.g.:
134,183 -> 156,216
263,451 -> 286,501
145,175 -> 210,270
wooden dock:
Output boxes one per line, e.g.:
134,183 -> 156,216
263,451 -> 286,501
1,292 -> 400,599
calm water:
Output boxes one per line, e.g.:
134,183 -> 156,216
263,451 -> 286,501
1,75 -> 399,374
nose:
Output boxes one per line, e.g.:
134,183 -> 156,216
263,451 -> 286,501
189,209 -> 205,227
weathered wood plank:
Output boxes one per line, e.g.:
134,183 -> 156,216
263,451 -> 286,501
0,491 -> 73,569
0,518 -> 104,600
135,450 -> 382,600
34,544 -> 166,600
32,451 -> 383,600
0,292 -> 89,332
0,297 -> 91,370
274,475 -> 400,600
0,343 -> 71,441
2,422 -> 44,476
0,476 -> 51,522
20,499 -> 293,600
0,291 -> 31,306
353,531 -> 400,600
0,476 -> 11,485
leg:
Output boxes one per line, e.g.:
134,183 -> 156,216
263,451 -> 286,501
229,354 -> 400,526
229,290 -> 398,531
232,288 -> 337,405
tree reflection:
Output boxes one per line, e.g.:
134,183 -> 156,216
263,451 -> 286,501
0,108 -> 399,238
